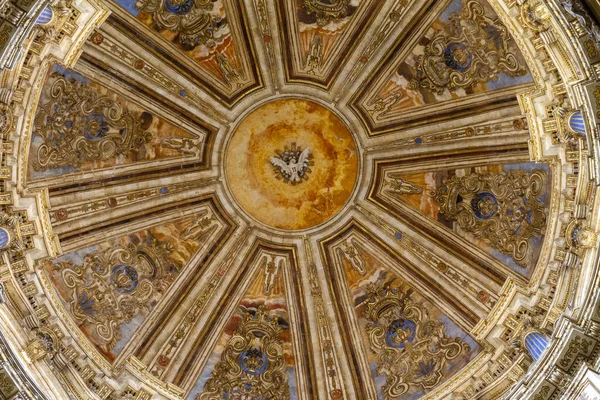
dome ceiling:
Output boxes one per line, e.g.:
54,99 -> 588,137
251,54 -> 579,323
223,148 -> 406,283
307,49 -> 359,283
0,0 -> 599,399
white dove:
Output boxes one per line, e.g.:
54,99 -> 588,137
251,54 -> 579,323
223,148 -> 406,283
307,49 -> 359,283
270,147 -> 311,183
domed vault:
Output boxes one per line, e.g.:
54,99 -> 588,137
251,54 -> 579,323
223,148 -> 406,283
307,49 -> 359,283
0,0 -> 599,399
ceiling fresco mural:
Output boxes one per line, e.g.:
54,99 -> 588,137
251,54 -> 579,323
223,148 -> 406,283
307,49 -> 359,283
43,200 -> 230,361
371,159 -> 552,278
277,0 -> 385,87
350,0 -> 533,135
320,223 -> 482,399
105,0 -> 262,103
187,245 -> 306,399
29,65 -> 209,183
225,98 -> 358,230
1,0 -> 599,398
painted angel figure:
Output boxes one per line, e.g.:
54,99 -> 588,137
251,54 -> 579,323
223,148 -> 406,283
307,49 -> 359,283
270,147 -> 311,183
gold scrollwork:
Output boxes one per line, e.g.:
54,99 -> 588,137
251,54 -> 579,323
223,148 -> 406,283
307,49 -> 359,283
433,169 -> 547,268
198,306 -> 290,400
134,0 -> 221,49
53,239 -> 180,351
33,74 -> 153,171
362,283 -> 471,399
412,0 -> 527,94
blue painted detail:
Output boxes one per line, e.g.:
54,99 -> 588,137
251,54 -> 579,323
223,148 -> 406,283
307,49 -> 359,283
524,331 -> 550,361
483,25 -> 502,49
112,0 -> 141,16
571,223 -> 581,245
0,228 -> 10,249
471,192 -> 498,219
415,138 -> 423,144
239,348 -> 268,375
444,42 -> 472,72
568,110 -> 587,135
78,292 -> 97,314
486,72 -> 532,90
36,6 -> 53,25
395,232 -> 403,240
385,318 -> 416,348
416,360 -> 436,377
110,265 -> 139,293
160,187 -> 168,194
165,0 -> 194,15
179,89 -> 187,96
83,114 -> 109,140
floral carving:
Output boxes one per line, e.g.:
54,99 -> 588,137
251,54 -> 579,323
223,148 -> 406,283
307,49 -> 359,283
198,306 -> 289,400
53,239 -> 180,350
33,74 -> 153,171
433,170 -> 547,267
412,0 -> 527,94
134,0 -> 222,49
362,283 -> 470,399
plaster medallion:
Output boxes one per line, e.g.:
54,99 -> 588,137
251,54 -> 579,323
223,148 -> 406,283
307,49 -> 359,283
225,98 -> 358,230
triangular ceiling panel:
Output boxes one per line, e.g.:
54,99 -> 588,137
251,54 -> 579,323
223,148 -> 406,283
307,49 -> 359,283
371,160 -> 552,278
351,0 -> 533,135
108,0 -> 261,103
321,224 -> 481,399
185,244 -> 314,399
278,0 -> 384,87
43,203 -> 228,362
27,64 -> 212,187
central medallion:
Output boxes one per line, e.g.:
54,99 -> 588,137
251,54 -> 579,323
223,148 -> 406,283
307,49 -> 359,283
225,98 -> 358,230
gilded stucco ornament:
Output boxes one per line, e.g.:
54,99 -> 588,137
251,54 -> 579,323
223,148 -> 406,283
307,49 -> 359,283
33,74 -> 153,171
433,170 -> 547,268
198,306 -> 289,400
0,104 -> 12,138
0,89 -> 13,137
0,212 -> 25,252
36,0 -> 77,43
502,309 -> 550,361
0,370 -> 16,398
134,0 -> 221,49
301,0 -> 350,26
565,219 -> 598,256
362,283 -> 470,399
518,0 -> 550,33
52,239 -> 181,350
25,327 -> 61,362
561,0 -> 600,50
549,107 -> 588,143
412,0 -> 527,94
